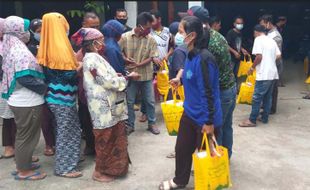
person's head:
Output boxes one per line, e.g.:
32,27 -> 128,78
82,12 -> 100,29
179,16 -> 207,51
3,16 -> 31,44
186,6 -> 210,27
101,19 -> 125,42
169,21 -> 179,36
136,12 -> 154,37
234,16 -> 244,31
150,9 -> 162,30
30,18 -> 42,42
276,16 -> 287,27
81,28 -> 104,54
253,24 -> 266,38
115,8 -> 128,26
210,16 -> 221,32
259,14 -> 274,30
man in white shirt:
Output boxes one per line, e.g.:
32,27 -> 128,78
259,14 -> 283,114
239,24 -> 281,127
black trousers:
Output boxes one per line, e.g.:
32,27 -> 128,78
173,113 -> 203,186
2,118 -> 16,147
78,100 -> 95,152
271,79 -> 278,113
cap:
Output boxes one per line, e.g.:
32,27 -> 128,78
254,24 -> 266,32
178,6 -> 210,23
169,21 -> 179,35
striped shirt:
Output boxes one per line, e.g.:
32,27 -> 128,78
119,29 -> 158,81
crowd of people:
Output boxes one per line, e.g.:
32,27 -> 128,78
0,4 -> 285,189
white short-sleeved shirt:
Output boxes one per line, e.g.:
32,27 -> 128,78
8,86 -> 44,107
252,35 -> 281,81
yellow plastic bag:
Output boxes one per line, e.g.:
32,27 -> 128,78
193,133 -> 232,190
157,60 -> 170,96
177,85 -> 185,101
237,55 -> 253,77
160,88 -> 184,136
305,76 -> 310,84
237,74 -> 255,105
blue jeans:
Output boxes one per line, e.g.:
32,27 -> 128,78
249,80 -> 275,124
127,80 -> 156,129
216,85 -> 237,158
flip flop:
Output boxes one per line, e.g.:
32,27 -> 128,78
2,154 -> 15,159
14,171 -> 47,181
57,171 -> 83,178
11,163 -> 41,176
302,95 -> 310,100
239,121 -> 256,127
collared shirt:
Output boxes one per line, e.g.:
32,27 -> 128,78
208,29 -> 236,90
119,29 -> 159,81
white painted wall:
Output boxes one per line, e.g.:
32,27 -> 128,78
125,1 -> 137,28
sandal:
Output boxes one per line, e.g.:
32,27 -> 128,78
159,179 -> 185,190
32,156 -> 40,163
239,120 -> 256,128
166,152 -> 175,159
11,163 -> 41,176
2,154 -> 14,159
57,171 -> 83,178
139,114 -> 147,122
302,95 -> 310,100
14,171 -> 47,181
44,148 -> 55,156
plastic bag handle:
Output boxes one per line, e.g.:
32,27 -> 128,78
199,133 -> 212,157
163,86 -> 181,102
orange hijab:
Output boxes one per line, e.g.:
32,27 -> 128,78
37,12 -> 77,70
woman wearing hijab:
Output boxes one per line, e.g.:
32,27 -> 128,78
101,19 -> 126,75
81,28 -> 139,182
0,17 -> 16,160
1,16 -> 47,180
27,18 -> 55,157
37,12 -> 82,178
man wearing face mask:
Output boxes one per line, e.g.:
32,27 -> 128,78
119,12 -> 161,135
27,19 -> 42,58
259,14 -> 283,114
115,8 -> 132,33
226,16 -> 249,80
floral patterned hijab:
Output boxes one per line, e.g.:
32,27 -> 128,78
1,16 -> 44,99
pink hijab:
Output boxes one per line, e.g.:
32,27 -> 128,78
0,18 -> 5,56
1,16 -> 44,99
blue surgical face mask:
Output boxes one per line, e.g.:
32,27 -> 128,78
34,32 -> 41,42
175,32 -> 185,47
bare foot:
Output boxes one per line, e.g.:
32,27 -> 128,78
60,171 -> 83,178
44,146 -> 55,156
139,114 -> 147,122
92,171 -> 114,183
3,146 -> 14,157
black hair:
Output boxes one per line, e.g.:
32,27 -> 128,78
276,16 -> 287,23
136,12 -> 154,27
116,8 -> 127,14
150,9 -> 162,19
83,12 -> 99,22
234,15 -> 244,22
181,16 -> 209,50
209,16 -> 221,27
81,39 -> 96,55
259,14 -> 274,25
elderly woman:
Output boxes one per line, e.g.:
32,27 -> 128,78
1,16 -> 47,180
37,12 -> 82,178
0,18 -> 16,160
80,28 -> 139,182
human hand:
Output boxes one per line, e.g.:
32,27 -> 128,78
201,124 -> 214,134
234,51 -> 241,59
169,78 -> 181,88
127,72 -> 141,80
153,57 -> 163,67
247,67 -> 254,75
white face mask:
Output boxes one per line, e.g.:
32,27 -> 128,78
175,32 -> 185,47
235,24 -> 244,30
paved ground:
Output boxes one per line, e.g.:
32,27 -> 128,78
0,60 -> 310,190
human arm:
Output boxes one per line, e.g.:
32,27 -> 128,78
16,76 -> 47,95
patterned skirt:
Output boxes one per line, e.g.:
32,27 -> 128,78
48,104 -> 81,175
93,121 -> 129,177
